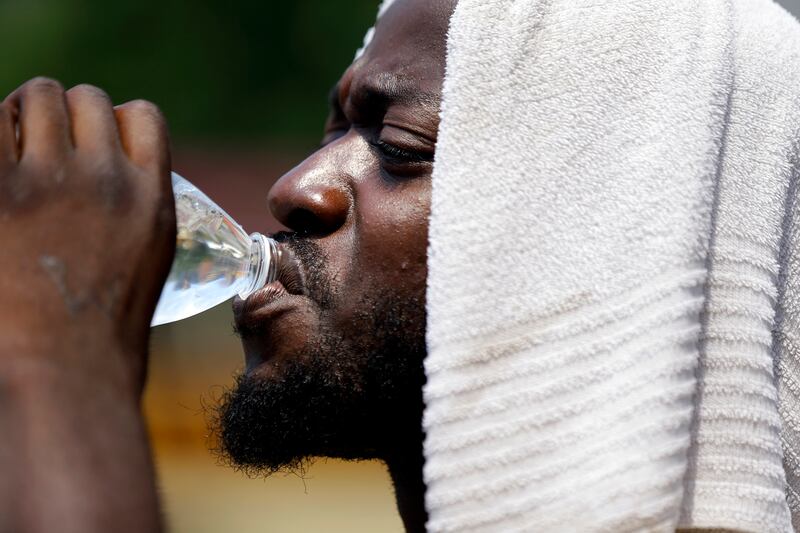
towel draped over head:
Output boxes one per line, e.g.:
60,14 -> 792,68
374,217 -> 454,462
362,0 -> 800,531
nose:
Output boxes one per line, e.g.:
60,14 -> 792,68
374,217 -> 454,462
267,151 -> 351,236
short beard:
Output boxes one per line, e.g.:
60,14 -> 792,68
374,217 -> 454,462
209,237 -> 426,477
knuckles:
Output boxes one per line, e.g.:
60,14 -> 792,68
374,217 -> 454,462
66,83 -> 112,102
22,76 -> 65,96
114,100 -> 167,138
5,77 -> 66,107
116,99 -> 167,128
0,80 -> 171,216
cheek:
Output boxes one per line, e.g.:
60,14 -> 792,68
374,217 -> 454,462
353,179 -> 431,292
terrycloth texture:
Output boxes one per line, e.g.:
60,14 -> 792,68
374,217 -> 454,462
421,1 -> 800,532
777,113 -> 800,526
685,2 -> 800,530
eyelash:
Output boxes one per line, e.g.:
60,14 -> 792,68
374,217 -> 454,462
371,140 -> 433,164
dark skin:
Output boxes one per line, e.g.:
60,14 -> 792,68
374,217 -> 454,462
0,0 -> 454,532
0,78 -> 173,532
230,2 -> 455,530
233,0 -> 453,377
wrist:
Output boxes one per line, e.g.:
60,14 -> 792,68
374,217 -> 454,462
0,327 -> 142,405
0,340 -> 161,533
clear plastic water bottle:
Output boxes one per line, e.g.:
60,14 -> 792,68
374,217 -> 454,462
151,173 -> 278,327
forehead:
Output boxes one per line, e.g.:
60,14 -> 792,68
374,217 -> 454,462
343,0 -> 454,102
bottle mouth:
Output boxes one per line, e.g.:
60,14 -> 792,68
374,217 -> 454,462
239,232 -> 278,299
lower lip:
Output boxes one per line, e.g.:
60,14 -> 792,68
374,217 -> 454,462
248,281 -> 288,305
234,281 -> 303,323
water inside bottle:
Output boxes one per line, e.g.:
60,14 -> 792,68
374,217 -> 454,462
151,175 -> 255,327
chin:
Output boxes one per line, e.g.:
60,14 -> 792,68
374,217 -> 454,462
236,295 -> 324,377
214,286 -> 427,475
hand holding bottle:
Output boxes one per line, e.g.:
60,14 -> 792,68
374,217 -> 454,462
0,77 -> 175,393
0,77 -> 170,532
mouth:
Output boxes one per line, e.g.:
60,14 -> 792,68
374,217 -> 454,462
274,245 -> 306,297
233,243 -> 307,327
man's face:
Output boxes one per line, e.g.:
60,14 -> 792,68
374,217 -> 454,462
216,0 -> 456,473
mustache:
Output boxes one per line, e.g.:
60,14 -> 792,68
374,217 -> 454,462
270,231 -> 335,309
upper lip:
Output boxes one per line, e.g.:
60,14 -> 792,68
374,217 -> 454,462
231,242 -> 306,328
275,243 -> 306,296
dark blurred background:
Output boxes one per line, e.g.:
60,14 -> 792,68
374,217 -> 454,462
1,1 -> 799,531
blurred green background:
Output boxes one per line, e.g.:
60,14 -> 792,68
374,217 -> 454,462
1,1 -> 405,532
0,0 -> 380,146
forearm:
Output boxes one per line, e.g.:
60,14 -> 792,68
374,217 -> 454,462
0,344 -> 162,533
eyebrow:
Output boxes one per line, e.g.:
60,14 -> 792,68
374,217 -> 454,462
329,73 -> 440,116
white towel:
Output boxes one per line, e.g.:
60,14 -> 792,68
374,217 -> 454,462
420,0 -> 800,532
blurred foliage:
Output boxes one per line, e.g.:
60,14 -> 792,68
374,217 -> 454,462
0,0 -> 379,146
2,0 -> 800,148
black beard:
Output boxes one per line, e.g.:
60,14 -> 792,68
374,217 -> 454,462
210,236 -> 426,476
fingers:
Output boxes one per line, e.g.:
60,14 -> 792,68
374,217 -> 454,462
1,80 -> 171,204
114,100 -> 170,175
1,79 -> 169,170
65,85 -> 120,154
4,77 -> 73,162
0,101 -> 17,169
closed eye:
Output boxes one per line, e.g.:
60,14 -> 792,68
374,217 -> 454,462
370,140 -> 433,163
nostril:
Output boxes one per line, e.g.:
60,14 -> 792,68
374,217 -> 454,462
287,208 -> 326,236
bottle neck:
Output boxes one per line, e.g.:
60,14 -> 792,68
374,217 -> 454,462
239,232 -> 279,299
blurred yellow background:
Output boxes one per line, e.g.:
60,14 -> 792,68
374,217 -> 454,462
147,307 -> 403,533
